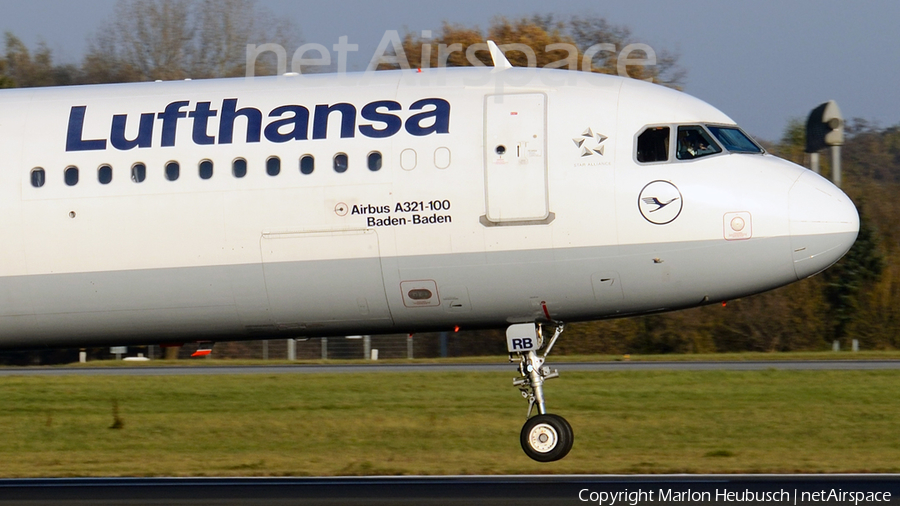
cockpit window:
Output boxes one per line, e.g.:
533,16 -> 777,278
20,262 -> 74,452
676,125 -> 722,160
636,126 -> 669,163
706,126 -> 763,153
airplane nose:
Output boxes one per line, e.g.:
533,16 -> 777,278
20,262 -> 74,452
789,171 -> 860,279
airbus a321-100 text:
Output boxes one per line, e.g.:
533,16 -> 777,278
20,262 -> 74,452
0,42 -> 858,461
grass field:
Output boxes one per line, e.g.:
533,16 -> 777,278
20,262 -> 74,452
1,367 -> 899,477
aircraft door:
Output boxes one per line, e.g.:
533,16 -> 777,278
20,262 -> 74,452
483,93 -> 549,223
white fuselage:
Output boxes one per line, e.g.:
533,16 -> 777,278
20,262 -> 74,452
0,67 -> 858,348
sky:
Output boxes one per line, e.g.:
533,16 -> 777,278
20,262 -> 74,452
1,0 -> 898,141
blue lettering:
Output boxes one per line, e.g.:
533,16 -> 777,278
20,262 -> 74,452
264,105 -> 309,143
359,100 -> 401,138
66,106 -> 107,151
511,337 -> 533,350
65,97 -> 451,151
406,98 -> 450,136
157,101 -> 190,147
219,98 -> 262,144
188,102 -> 217,145
312,103 -> 356,140
110,113 -> 154,150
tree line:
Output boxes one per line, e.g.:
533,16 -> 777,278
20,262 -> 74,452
1,9 -> 681,87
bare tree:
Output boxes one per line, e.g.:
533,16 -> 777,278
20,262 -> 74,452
569,16 -> 684,87
82,0 -> 299,83
192,0 -> 296,78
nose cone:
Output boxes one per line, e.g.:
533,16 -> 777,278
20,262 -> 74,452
789,171 -> 859,279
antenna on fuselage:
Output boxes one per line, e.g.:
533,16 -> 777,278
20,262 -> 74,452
487,40 -> 512,71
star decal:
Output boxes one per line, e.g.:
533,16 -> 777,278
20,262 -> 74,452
573,128 -> 608,157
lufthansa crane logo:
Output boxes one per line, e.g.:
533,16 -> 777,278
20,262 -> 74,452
642,197 -> 679,212
638,180 -> 683,225
573,127 -> 607,157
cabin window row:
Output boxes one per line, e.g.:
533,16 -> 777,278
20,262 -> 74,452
29,152 -> 384,188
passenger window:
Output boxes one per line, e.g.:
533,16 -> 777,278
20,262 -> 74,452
266,156 -> 281,176
636,127 -> 669,163
400,149 -> 417,171
300,155 -> 314,175
199,160 -> 213,180
232,158 -> 247,178
132,163 -> 146,183
165,161 -> 180,181
434,147 -> 451,169
333,153 -> 348,173
98,164 -> 112,184
31,168 -> 45,188
676,126 -> 722,160
65,166 -> 79,186
367,151 -> 382,171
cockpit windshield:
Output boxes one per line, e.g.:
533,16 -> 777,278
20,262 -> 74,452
706,126 -> 763,153
635,124 -> 764,164
676,125 -> 721,160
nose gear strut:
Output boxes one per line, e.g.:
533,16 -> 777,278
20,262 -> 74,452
507,322 -> 573,462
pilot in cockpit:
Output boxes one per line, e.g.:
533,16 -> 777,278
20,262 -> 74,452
678,129 -> 708,159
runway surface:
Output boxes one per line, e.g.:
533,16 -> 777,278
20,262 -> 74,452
1,360 -> 900,376
1,475 -> 898,505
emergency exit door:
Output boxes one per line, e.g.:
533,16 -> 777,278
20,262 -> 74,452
484,93 -> 549,223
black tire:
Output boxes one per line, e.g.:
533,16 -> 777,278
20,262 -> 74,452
547,414 -> 574,457
520,413 -> 573,462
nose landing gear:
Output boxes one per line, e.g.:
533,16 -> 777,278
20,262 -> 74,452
507,323 -> 573,462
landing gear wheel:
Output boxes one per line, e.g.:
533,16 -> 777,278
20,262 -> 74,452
520,413 -> 573,462
548,414 -> 574,457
